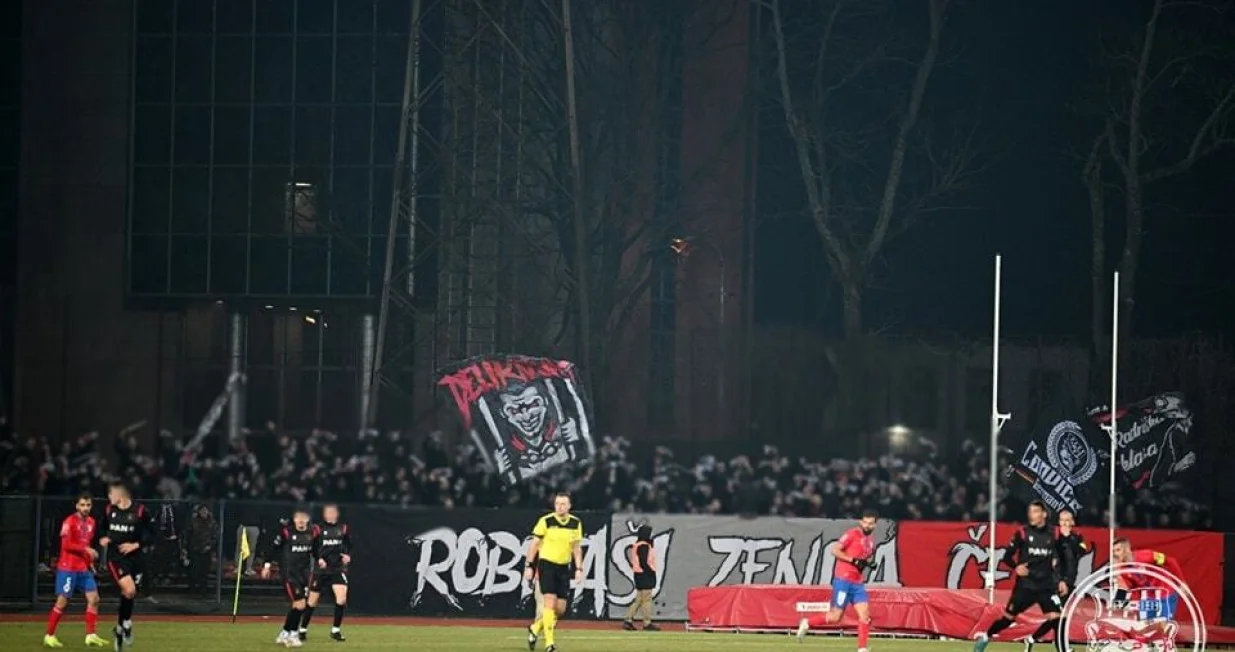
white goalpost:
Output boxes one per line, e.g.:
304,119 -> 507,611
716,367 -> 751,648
987,254 -> 1011,604
1104,272 -> 1120,604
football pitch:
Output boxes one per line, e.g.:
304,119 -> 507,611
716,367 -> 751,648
0,620 -> 1010,652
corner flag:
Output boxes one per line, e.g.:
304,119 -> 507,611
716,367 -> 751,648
232,528 -> 252,623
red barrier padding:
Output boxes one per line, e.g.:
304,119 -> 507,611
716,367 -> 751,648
686,585 -> 1235,644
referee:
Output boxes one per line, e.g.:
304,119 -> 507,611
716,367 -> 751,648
524,493 -> 584,652
974,500 -> 1069,652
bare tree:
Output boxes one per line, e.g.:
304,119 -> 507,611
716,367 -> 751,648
766,0 -> 978,339
1087,0 -> 1235,340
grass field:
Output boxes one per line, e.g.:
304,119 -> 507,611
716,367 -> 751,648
0,620 -> 1014,652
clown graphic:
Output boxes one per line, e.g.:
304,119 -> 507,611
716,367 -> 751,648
493,380 -> 579,480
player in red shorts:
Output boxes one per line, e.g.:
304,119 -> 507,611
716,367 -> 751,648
44,493 -> 109,648
799,510 -> 878,650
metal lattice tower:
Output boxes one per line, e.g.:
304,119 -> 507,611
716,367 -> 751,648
363,0 -> 570,429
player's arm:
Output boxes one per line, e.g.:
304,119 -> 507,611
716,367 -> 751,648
830,531 -> 856,563
311,525 -> 326,568
1151,551 -> 1185,580
97,510 -> 111,549
136,504 -> 157,550
1001,529 -> 1024,569
571,521 -> 584,577
262,527 -> 288,577
524,517 -> 546,578
340,525 -> 352,564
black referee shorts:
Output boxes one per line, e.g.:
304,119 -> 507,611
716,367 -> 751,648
536,560 -> 571,597
1007,583 -> 1062,616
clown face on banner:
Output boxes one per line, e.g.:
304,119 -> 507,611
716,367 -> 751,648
437,354 -> 596,484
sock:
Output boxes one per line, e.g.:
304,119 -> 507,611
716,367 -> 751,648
987,617 -> 1015,638
530,617 -> 544,635
46,606 -> 64,636
543,609 -> 557,647
118,597 -> 134,630
85,606 -> 98,635
858,620 -> 870,648
284,608 -> 302,633
301,606 -> 314,630
1032,618 -> 1058,642
332,604 -> 346,631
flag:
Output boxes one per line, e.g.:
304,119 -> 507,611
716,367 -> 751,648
1004,391 -> 1110,514
233,527 -> 251,622
1087,392 -> 1195,490
437,354 -> 596,485
239,529 -> 251,561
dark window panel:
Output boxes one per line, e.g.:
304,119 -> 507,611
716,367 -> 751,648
182,366 -> 225,429
318,371 -> 353,431
375,0 -> 410,34
210,236 -> 249,294
250,236 -> 290,294
133,104 -> 172,165
370,166 -> 392,235
0,171 -> 15,229
136,0 -> 174,34
297,0 -> 336,35
290,236 -> 329,294
173,106 -> 212,165
245,369 -> 277,426
373,37 -> 406,104
130,235 -> 170,294
213,106 -> 251,166
214,37 -> 254,103
367,235 -> 386,280
334,106 -> 370,165
176,0 -> 214,34
175,37 -> 214,103
255,0 -> 293,33
170,236 -> 209,293
372,105 -> 400,166
287,370 -> 320,429
250,167 -> 291,233
246,310 -> 275,365
212,167 -> 251,233
336,37 -> 374,103
0,108 -> 16,167
331,167 -> 371,232
171,167 -> 211,234
254,37 -> 293,102
329,238 -> 369,296
337,0 -> 374,34
135,37 -> 173,103
216,0 -> 254,34
295,37 -> 333,103
131,166 -> 171,233
252,105 -> 292,164
293,105 -> 331,166
318,312 -> 348,366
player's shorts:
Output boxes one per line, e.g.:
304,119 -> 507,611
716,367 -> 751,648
309,571 -> 348,592
634,571 -> 657,591
283,572 -> 311,601
536,560 -> 571,597
54,570 -> 98,597
106,553 -> 145,586
831,578 -> 869,609
1136,591 -> 1178,621
1007,584 -> 1062,616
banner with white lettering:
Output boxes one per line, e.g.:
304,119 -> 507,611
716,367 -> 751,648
1087,392 -> 1195,490
1004,392 -> 1110,514
344,506 -> 609,618
604,515 -> 898,620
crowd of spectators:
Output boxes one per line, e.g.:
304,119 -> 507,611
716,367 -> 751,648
0,423 -> 1212,530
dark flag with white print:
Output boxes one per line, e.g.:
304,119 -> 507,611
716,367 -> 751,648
1087,392 -> 1195,490
1004,391 -> 1110,515
437,354 -> 596,485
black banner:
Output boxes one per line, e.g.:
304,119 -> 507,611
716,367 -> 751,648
347,506 -> 610,618
437,355 -> 597,485
1088,392 -> 1195,490
1005,395 -> 1110,514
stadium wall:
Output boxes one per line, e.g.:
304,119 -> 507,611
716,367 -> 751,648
7,497 -> 1226,626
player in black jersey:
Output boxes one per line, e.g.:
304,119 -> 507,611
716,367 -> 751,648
974,500 -> 1070,652
98,482 -> 154,652
1054,508 -> 1088,597
262,507 -> 315,648
303,504 -> 351,642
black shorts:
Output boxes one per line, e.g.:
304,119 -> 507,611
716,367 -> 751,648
106,553 -> 145,587
1007,583 -> 1062,616
309,571 -> 348,592
283,572 -> 311,601
634,572 -> 657,591
536,560 -> 571,597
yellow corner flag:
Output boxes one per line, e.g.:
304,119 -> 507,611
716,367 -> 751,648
232,528 -> 252,623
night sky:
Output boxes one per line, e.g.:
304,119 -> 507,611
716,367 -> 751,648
754,0 -> 1235,339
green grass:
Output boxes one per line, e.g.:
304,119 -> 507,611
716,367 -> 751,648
0,622 -> 1023,652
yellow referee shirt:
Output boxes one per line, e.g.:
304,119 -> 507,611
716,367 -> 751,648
532,512 -> 583,565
